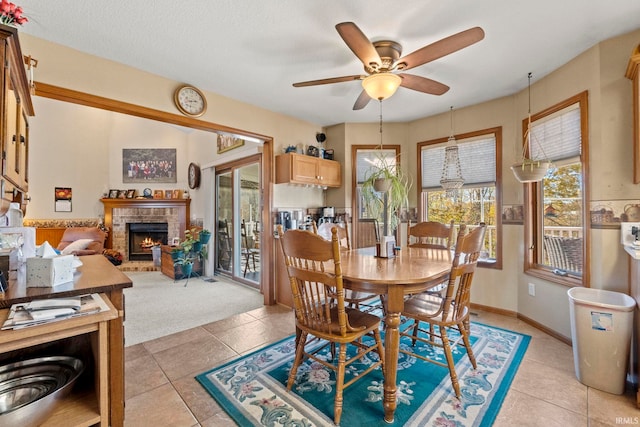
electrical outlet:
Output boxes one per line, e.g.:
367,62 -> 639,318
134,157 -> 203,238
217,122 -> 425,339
621,222 -> 640,246
528,283 -> 535,297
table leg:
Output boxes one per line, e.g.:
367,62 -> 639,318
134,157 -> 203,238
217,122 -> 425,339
382,285 -> 403,423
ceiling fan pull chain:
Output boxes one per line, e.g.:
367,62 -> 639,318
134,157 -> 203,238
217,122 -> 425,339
379,100 -> 383,149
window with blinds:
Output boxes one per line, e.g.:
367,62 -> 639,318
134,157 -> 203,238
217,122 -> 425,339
421,136 -> 496,189
525,91 -> 588,287
355,148 -> 397,184
530,104 -> 581,164
418,127 -> 501,268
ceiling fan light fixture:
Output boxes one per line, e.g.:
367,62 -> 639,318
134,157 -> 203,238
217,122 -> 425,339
362,73 -> 402,100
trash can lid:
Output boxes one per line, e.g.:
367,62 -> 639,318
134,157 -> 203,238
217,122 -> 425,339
567,287 -> 636,311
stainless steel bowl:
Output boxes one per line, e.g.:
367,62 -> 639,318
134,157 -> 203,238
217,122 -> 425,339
0,373 -> 65,413
0,356 -> 84,427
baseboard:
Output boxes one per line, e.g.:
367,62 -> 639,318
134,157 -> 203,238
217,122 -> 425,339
471,302 -> 517,317
471,302 -> 572,345
516,312 -> 572,345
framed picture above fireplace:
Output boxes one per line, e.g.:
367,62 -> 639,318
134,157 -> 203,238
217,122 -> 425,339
123,148 -> 177,184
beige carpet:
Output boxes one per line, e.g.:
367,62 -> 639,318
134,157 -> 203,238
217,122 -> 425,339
122,271 -> 264,346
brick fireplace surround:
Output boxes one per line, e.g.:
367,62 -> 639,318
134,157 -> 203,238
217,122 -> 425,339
100,198 -> 190,270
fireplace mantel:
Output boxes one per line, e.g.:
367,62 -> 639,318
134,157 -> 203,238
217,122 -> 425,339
100,198 -> 190,249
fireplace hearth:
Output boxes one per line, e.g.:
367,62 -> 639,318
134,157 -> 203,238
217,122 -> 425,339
128,223 -> 168,261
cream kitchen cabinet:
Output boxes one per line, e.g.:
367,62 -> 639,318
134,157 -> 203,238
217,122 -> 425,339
275,153 -> 341,188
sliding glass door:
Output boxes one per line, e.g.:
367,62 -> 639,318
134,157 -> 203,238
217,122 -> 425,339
215,156 -> 261,287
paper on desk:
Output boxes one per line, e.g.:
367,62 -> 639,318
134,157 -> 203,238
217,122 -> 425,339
35,241 -> 58,258
29,307 -> 76,321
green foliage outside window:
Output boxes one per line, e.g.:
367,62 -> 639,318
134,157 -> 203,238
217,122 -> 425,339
542,163 -> 582,228
424,186 -> 497,259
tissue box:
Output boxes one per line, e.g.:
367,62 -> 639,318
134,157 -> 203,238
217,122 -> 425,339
26,255 -> 75,287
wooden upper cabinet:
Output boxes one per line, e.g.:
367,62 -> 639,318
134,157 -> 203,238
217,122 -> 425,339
0,24 -> 33,213
317,157 -> 340,187
17,108 -> 28,189
626,43 -> 640,184
275,153 -> 341,188
289,153 -> 319,185
3,82 -> 19,186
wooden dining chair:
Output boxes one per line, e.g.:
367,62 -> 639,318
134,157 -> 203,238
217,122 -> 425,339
398,223 -> 486,398
313,220 -> 380,313
406,219 -> 456,300
407,219 -> 455,249
241,219 -> 259,277
216,219 -> 232,270
277,225 -> 385,426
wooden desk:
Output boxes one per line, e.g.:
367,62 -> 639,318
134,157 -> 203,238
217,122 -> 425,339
0,255 -> 132,426
340,247 -> 452,423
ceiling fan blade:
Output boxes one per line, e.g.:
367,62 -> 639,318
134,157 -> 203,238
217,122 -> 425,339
399,73 -> 449,95
293,75 -> 365,87
353,90 -> 372,110
395,27 -> 485,71
335,22 -> 382,69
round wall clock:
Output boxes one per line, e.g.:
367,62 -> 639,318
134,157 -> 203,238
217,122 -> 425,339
174,85 -> 207,117
188,163 -> 201,189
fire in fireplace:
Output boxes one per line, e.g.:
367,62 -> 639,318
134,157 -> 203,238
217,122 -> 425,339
128,222 -> 168,261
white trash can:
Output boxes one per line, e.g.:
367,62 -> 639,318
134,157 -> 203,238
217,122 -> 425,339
151,245 -> 161,267
567,287 -> 636,394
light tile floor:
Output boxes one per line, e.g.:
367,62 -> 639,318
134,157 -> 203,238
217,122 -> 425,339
124,306 -> 640,426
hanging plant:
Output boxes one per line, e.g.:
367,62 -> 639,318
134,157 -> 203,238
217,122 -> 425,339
361,153 -> 411,234
511,159 -> 552,183
360,100 -> 412,235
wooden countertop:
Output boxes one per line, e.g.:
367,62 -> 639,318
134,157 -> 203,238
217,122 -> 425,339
0,254 -> 132,308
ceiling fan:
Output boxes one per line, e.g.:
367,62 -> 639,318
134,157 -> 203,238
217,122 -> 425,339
292,22 -> 485,110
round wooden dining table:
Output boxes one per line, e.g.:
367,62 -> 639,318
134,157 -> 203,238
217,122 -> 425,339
339,246 -> 452,423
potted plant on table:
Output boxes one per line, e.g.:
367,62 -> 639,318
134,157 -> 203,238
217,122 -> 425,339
180,227 -> 199,253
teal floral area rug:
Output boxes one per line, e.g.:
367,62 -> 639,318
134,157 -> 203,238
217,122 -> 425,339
196,322 -> 530,426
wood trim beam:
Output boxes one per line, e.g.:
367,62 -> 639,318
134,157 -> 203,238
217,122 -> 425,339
33,82 -> 270,141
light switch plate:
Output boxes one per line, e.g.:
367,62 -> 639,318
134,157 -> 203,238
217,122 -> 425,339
620,222 -> 640,245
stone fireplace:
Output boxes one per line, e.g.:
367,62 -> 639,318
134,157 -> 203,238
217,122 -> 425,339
101,198 -> 190,262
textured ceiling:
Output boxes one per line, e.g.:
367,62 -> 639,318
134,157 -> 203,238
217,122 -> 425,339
16,0 -> 640,126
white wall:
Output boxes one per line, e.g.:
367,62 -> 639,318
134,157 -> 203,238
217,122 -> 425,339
27,97 -> 194,219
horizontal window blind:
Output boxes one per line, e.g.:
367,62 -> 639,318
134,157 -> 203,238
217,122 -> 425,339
530,104 -> 581,161
356,149 -> 397,184
421,136 -> 496,190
